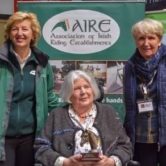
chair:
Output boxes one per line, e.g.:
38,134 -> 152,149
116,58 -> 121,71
126,160 -> 140,166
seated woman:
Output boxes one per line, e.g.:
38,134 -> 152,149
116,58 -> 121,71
34,70 -> 132,166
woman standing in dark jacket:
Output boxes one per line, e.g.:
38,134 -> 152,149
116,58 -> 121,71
0,11 -> 59,166
123,18 -> 166,166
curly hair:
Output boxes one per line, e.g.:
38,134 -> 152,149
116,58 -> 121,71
4,11 -> 41,46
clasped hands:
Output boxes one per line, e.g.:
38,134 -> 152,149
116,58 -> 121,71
63,154 -> 115,166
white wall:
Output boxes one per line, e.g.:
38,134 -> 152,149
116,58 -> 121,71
0,0 -> 13,15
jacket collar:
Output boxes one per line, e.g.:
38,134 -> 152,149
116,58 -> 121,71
0,41 -> 49,67
31,46 -> 49,67
0,42 -> 9,61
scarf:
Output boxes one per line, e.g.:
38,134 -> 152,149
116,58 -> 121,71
133,46 -> 164,83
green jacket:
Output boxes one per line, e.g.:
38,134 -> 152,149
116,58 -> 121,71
0,42 -> 59,161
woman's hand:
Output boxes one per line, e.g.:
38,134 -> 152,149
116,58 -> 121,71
63,154 -> 83,166
63,154 -> 116,166
96,154 -> 116,166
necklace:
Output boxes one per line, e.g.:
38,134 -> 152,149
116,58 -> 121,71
78,112 -> 92,119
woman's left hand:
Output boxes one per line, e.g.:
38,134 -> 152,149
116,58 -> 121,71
77,154 -> 115,166
92,154 -> 115,166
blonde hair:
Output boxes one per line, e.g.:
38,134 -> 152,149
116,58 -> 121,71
132,18 -> 164,40
4,11 -> 41,46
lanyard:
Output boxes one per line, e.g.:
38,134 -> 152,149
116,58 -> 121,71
139,70 -> 157,99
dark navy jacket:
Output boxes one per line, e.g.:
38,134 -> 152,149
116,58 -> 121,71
123,44 -> 166,148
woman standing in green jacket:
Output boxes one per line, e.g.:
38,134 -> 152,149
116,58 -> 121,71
0,11 -> 59,166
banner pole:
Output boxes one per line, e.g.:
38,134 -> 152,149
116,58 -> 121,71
14,0 -> 18,12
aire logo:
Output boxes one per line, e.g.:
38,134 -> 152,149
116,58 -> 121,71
42,9 -> 120,54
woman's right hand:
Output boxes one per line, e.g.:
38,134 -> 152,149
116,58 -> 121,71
63,154 -> 83,166
63,154 -> 97,166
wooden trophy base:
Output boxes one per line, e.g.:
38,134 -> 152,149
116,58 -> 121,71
81,152 -> 100,161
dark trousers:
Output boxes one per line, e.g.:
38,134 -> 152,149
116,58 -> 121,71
0,134 -> 34,166
134,143 -> 166,166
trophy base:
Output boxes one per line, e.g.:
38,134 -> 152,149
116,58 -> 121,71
81,152 -> 100,161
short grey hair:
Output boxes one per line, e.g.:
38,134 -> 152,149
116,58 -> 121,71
132,18 -> 164,40
59,70 -> 101,103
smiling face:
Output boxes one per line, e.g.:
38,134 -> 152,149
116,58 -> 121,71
9,19 -> 33,50
70,77 -> 94,113
135,33 -> 161,60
